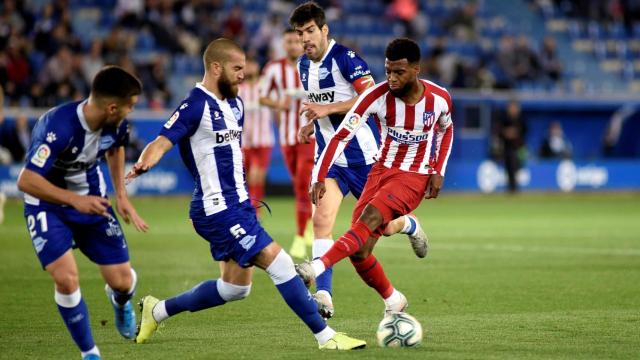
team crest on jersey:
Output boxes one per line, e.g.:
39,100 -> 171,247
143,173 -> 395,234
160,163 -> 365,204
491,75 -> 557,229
318,67 -> 330,80
213,110 -> 222,120
164,111 -> 180,129
423,111 -> 436,128
46,132 -> 57,143
232,107 -> 242,120
30,144 -> 51,168
345,114 -> 361,131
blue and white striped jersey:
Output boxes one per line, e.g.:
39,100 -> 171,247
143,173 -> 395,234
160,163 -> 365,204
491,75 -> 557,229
298,39 -> 380,168
160,83 -> 247,217
24,100 -> 129,206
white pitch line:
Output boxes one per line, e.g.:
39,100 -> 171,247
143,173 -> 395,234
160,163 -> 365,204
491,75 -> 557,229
376,241 -> 640,257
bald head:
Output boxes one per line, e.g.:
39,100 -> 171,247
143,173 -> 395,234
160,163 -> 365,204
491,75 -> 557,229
203,38 -> 244,71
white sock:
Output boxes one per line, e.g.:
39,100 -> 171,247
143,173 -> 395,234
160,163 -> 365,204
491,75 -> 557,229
311,259 -> 326,277
81,345 -> 100,358
314,325 -> 336,345
152,300 -> 169,323
401,215 -> 417,235
383,288 -> 401,307
312,238 -> 333,259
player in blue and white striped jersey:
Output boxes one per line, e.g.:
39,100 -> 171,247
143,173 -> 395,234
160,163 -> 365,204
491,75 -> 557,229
17,66 -> 148,360
127,38 -> 366,350
289,2 -> 421,321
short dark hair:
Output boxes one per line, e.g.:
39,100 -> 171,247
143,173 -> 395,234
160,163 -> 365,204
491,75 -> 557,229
91,66 -> 142,99
385,38 -> 421,64
289,1 -> 326,29
202,38 -> 244,70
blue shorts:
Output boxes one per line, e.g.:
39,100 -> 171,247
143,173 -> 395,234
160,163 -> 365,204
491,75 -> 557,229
24,204 -> 129,269
191,201 -> 273,268
326,163 -> 373,199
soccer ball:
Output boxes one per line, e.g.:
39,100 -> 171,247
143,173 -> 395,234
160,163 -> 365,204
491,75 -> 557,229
376,312 -> 423,348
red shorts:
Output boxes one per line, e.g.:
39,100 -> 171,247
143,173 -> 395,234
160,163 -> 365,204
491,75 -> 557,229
352,163 -> 430,236
281,142 -> 315,187
243,147 -> 272,170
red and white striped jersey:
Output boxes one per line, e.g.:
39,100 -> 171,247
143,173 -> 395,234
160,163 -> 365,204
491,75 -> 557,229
239,81 -> 274,148
259,58 -> 304,146
312,79 -> 454,183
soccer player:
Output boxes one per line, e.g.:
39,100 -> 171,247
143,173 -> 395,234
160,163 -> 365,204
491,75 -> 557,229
127,38 -> 366,350
289,1 -> 427,319
16,66 -> 148,360
239,58 -> 274,215
258,28 -> 314,258
296,38 -> 454,314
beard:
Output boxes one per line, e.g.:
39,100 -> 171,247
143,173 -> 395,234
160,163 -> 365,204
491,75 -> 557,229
389,81 -> 414,98
218,71 -> 238,98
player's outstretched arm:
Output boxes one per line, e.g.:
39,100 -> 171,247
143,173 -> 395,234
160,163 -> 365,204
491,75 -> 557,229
125,135 -> 173,183
106,146 -> 149,232
17,168 -> 111,217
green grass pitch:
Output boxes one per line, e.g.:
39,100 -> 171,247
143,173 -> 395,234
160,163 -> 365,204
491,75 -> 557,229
1,193 -> 639,359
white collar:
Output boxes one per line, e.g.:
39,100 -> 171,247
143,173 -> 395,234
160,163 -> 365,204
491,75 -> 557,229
76,99 -> 94,132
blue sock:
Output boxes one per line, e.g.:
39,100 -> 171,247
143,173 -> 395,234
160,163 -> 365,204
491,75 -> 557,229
165,280 -> 226,316
314,262 -> 333,296
55,290 -> 95,352
275,276 -> 327,333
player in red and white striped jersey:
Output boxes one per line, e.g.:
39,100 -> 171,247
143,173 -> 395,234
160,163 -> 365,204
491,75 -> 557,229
259,29 -> 315,255
296,38 -> 454,314
240,59 -> 274,214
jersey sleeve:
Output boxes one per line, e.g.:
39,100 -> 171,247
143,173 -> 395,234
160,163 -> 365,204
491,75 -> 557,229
113,119 -> 130,148
312,83 -> 387,183
336,48 -> 372,85
24,115 -> 73,176
159,99 -> 204,144
433,91 -> 454,176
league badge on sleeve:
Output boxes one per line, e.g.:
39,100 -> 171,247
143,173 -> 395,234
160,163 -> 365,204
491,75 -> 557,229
345,113 -> 361,131
30,144 -> 51,168
164,111 -> 180,129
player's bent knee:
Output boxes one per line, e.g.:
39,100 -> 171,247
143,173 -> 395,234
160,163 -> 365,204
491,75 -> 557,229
360,205 -> 384,229
53,272 -> 79,294
217,280 -> 251,302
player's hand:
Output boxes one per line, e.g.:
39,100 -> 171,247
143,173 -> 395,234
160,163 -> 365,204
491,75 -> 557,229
425,174 -> 444,199
125,162 -> 150,184
298,122 -> 315,144
72,195 -> 111,217
116,195 -> 149,232
300,102 -> 331,121
310,182 -> 326,205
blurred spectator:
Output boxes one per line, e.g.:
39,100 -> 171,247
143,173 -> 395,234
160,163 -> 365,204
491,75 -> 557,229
137,56 -> 171,110
82,40 -> 105,85
115,0 -> 144,28
513,35 -> 540,82
251,14 -> 285,62
496,35 -> 517,88
222,6 -> 246,48
4,38 -> 30,104
539,121 -> 572,159
493,99 -> 527,193
0,113 -> 31,163
444,1 -> 479,40
386,0 -> 423,38
539,36 -> 562,83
